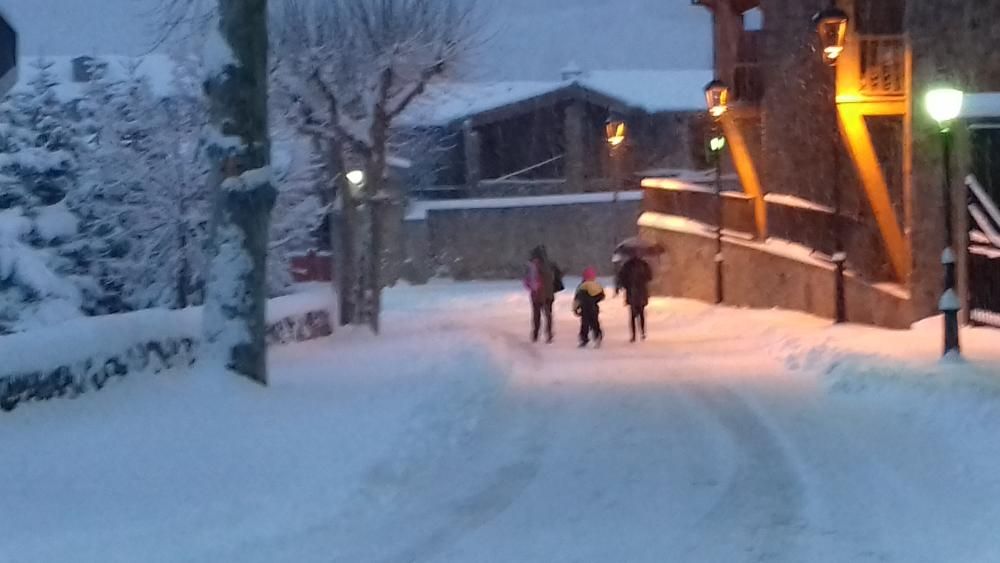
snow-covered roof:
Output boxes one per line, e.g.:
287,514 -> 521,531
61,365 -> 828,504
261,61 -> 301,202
400,69 -> 712,127
7,55 -> 177,102
580,70 -> 714,113
400,81 -> 565,127
962,93 -> 1000,119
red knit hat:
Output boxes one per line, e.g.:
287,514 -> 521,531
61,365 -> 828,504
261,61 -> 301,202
583,267 -> 597,281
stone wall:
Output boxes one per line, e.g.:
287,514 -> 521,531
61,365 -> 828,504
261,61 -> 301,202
640,225 -> 912,328
401,200 -> 642,282
1,303 -> 333,413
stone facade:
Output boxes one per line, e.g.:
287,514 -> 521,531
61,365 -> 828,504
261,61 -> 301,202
399,200 -> 642,282
696,0 -> 1000,324
641,226 -> 912,328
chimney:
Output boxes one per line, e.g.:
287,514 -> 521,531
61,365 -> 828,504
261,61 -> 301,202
560,61 -> 584,82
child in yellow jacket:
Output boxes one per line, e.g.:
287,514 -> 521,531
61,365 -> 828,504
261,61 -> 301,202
574,267 -> 605,347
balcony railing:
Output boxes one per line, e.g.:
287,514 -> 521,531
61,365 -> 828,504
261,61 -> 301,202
858,34 -> 906,97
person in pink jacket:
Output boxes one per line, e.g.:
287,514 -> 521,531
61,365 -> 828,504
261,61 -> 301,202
524,245 -> 562,342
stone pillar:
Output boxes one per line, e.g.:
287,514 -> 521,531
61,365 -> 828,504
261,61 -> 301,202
564,101 -> 586,191
463,120 -> 481,193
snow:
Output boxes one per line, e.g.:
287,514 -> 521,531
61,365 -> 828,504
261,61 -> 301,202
637,211 -> 714,237
221,166 -> 272,193
405,190 -> 644,221
939,288 -> 961,311
942,247 -> 956,265
960,92 -> 1000,119
0,208 -> 83,331
967,175 -> 1000,242
0,286 -> 331,378
640,177 -> 716,194
971,245 -> 1000,259
640,212 -> 842,270
33,201 -> 79,242
202,21 -> 237,78
201,224 -> 253,364
765,192 -> 835,214
727,236 -> 837,271
400,70 -> 711,127
872,282 -> 911,300
399,81 -> 566,126
968,205 -> 1000,247
8,56 -> 177,101
3,281 -> 1000,562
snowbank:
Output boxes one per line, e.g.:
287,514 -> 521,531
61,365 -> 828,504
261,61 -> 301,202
406,190 -> 643,221
0,288 -> 334,412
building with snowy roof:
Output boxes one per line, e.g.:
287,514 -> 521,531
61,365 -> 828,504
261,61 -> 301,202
639,0 -> 1000,330
396,68 -> 715,199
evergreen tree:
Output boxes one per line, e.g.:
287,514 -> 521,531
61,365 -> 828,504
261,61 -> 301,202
0,61 -> 94,332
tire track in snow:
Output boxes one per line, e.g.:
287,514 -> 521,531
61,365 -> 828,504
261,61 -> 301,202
677,384 -> 809,562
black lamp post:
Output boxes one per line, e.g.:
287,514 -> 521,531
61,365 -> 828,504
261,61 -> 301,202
704,79 -> 729,305
813,3 -> 849,324
606,114 -> 628,250
925,87 -> 965,356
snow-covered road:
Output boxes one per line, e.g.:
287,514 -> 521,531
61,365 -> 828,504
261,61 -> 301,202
3,282 -> 1000,562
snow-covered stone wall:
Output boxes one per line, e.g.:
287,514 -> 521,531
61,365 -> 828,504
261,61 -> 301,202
639,218 -> 913,329
399,192 -> 642,282
0,291 -> 333,412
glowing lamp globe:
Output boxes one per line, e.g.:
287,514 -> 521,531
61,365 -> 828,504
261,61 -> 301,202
605,119 -> 627,148
704,79 -> 729,118
925,88 -> 964,126
812,6 -> 849,66
346,169 -> 366,188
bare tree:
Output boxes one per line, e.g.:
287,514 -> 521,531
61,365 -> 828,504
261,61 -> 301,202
272,0 -> 480,329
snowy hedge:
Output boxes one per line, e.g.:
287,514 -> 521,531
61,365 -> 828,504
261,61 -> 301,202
0,290 -> 332,412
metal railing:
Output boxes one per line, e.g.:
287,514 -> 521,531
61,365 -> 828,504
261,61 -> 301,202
967,175 -> 1000,327
858,34 -> 906,97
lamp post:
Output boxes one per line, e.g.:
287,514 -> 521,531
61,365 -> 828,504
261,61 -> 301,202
925,87 -> 965,356
606,115 -> 628,251
704,79 -> 729,305
813,3 -> 849,324
709,134 -> 727,304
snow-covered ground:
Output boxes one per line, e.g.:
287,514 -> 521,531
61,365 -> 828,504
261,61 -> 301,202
3,281 -> 1000,562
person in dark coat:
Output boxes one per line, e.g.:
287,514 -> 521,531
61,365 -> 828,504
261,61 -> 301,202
574,267 -> 605,347
523,245 -> 561,342
615,255 -> 653,342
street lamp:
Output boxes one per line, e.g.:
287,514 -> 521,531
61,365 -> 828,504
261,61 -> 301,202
346,169 -> 366,192
708,133 -> 726,305
704,79 -> 729,119
925,87 -> 965,356
606,118 -> 627,150
813,2 -> 849,324
704,79 -> 729,305
606,115 -> 628,253
812,5 -> 849,66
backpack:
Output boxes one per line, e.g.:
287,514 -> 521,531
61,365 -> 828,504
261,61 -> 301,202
553,265 -> 565,293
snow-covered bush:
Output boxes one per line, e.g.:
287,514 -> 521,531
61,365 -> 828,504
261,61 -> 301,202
0,55 -> 326,333
0,62 -> 100,333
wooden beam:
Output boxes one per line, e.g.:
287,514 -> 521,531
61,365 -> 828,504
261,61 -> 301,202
836,103 -> 912,281
720,114 -> 767,239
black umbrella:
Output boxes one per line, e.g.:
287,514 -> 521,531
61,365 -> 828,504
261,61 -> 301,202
613,237 -> 665,261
